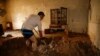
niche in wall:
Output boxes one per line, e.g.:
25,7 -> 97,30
6,22 -> 13,31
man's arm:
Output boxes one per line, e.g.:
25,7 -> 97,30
37,18 -> 43,38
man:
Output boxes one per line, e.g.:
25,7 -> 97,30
21,11 -> 45,51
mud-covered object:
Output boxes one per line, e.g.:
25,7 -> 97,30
37,37 -> 52,46
0,24 -> 4,36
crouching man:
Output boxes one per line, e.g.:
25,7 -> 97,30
21,11 -> 45,51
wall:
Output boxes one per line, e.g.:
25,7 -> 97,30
6,0 -> 89,33
6,0 -> 48,30
88,0 -> 100,49
0,0 -> 7,30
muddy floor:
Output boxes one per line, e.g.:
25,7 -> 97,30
0,33 -> 100,56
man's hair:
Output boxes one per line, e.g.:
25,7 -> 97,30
38,11 -> 45,16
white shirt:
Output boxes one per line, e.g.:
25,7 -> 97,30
22,14 -> 42,31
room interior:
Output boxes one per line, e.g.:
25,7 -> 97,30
0,0 -> 100,56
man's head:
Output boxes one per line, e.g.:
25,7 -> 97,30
38,11 -> 45,20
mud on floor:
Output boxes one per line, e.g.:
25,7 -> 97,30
0,36 -> 100,56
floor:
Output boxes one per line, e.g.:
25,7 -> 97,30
0,31 -> 100,56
